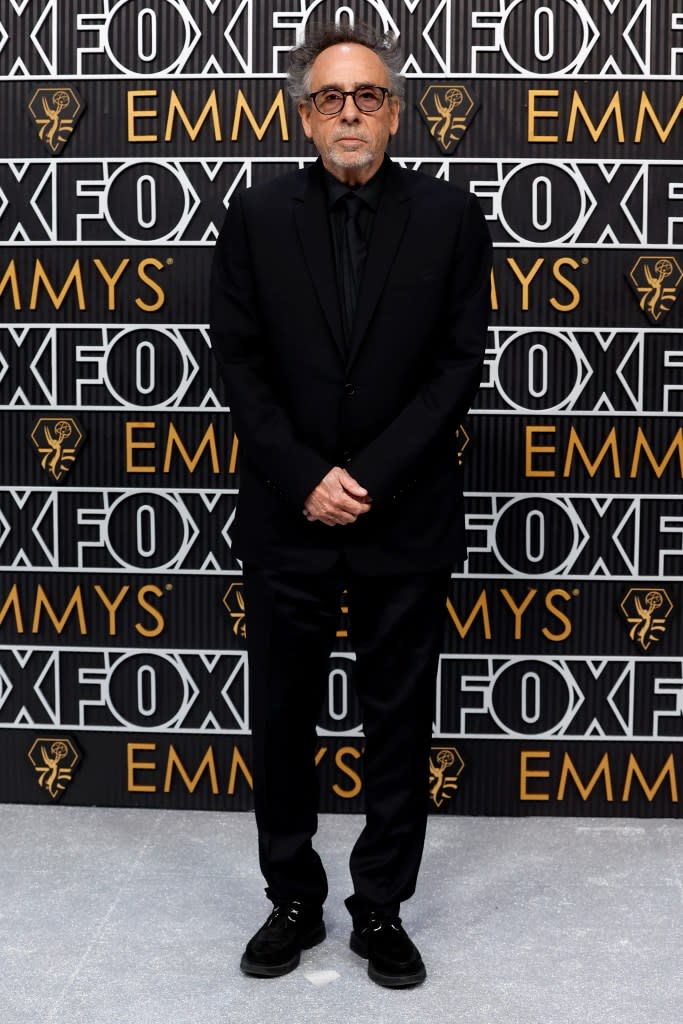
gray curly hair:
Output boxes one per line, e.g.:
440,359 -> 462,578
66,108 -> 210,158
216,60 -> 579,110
287,22 -> 404,105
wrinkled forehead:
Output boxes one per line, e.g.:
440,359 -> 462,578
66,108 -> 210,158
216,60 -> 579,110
309,43 -> 390,91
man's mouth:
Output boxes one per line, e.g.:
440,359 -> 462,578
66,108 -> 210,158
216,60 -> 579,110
333,134 -> 368,144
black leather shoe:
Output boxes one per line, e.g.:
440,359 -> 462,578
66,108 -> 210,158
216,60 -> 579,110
350,912 -> 426,988
240,900 -> 326,977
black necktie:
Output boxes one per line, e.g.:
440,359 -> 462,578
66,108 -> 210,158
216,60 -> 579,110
341,192 -> 367,343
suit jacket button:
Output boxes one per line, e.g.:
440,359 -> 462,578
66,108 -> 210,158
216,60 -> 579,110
344,383 -> 356,396
342,450 -> 352,465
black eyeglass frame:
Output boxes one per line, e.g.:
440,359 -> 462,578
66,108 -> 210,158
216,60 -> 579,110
308,86 -> 392,115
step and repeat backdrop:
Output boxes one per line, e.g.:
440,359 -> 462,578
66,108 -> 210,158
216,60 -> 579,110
0,0 -> 682,816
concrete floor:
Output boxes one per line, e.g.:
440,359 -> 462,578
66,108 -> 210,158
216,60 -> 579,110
1,806 -> 682,1024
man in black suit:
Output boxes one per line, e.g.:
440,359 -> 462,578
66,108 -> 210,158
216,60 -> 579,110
210,22 -> 491,987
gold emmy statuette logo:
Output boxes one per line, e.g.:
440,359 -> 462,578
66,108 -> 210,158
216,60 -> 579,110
620,588 -> 673,651
456,423 -> 470,466
628,256 -> 683,324
31,417 -> 85,480
28,86 -> 85,155
27,737 -> 81,800
223,582 -> 246,638
429,746 -> 465,808
418,84 -> 480,154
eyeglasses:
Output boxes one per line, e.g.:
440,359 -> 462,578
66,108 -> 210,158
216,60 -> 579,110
308,86 -> 391,115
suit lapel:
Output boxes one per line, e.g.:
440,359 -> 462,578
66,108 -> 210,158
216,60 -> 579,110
347,162 -> 410,368
293,162 -> 346,359
293,159 -> 411,366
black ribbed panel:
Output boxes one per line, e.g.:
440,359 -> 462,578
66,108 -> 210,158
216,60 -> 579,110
0,1 -> 681,816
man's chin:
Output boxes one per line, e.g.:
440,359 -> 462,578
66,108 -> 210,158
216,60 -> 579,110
328,149 -> 374,171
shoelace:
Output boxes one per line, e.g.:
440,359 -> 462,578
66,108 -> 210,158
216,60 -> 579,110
364,913 -> 402,935
267,900 -> 302,927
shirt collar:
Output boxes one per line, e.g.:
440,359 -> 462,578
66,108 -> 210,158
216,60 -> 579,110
323,156 -> 388,211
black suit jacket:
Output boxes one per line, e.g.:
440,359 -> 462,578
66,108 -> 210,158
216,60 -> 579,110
209,157 -> 491,574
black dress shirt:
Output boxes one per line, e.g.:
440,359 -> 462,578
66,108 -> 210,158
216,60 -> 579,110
324,160 -> 386,346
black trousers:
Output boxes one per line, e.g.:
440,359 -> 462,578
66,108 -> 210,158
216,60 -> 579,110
242,559 -> 450,921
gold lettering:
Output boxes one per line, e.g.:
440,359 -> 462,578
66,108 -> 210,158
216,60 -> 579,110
507,257 -> 544,310
136,585 -> 165,638
127,742 -> 158,792
333,746 -> 362,799
490,267 -> 499,311
126,421 -> 157,473
31,585 -> 87,635
93,258 -> 130,311
563,426 -> 621,478
635,92 -> 683,143
567,90 -> 625,143
136,258 -> 165,312
527,89 -> 559,143
629,427 -> 683,478
93,584 -> 130,635
230,89 -> 289,141
542,589 -> 572,642
557,752 -> 613,802
525,425 -> 556,477
164,88 -> 222,141
127,89 -> 158,142
0,584 -> 24,632
0,261 -> 21,309
164,745 -> 219,794
500,588 -> 536,640
520,750 -> 551,801
163,422 -> 220,474
446,592 -> 491,640
228,433 -> 240,475
622,753 -> 679,802
550,257 -> 581,311
29,259 -> 86,311
227,745 -> 253,793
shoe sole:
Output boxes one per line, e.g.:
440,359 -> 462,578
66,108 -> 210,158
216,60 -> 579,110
240,922 -> 326,978
349,930 -> 427,988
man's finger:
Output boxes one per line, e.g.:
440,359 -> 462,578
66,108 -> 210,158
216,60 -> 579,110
332,511 -> 357,525
339,468 -> 368,498
330,496 -> 370,517
310,491 -> 368,517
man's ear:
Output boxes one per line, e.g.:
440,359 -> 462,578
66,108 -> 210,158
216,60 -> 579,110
298,101 -> 313,140
388,98 -> 400,137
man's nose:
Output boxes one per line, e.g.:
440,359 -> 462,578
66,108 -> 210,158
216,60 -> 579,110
339,94 -> 360,118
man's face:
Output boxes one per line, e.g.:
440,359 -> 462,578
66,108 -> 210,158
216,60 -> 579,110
298,43 -> 400,185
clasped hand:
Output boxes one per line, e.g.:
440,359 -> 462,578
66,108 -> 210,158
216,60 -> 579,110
303,467 -> 372,526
